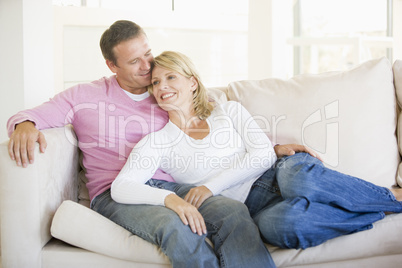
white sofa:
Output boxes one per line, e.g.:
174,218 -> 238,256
1,57 -> 402,268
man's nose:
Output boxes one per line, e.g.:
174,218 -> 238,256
141,59 -> 151,70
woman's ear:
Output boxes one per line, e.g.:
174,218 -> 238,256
190,76 -> 198,92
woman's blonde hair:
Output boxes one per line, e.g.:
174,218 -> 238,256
148,51 -> 214,120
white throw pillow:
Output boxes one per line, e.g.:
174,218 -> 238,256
51,200 -> 170,263
228,57 -> 400,188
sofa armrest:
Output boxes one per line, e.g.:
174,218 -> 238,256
0,126 -> 80,268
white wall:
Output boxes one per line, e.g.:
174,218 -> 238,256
248,0 -> 293,80
394,0 -> 402,60
53,6 -> 248,93
0,0 -> 54,143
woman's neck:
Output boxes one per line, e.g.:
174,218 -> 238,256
168,109 -> 210,140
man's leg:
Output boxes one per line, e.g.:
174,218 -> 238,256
150,179 -> 276,268
91,189 -> 219,268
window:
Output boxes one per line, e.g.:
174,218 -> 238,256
290,0 -> 393,75
53,0 -> 249,89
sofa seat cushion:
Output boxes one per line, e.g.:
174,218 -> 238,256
51,200 -> 402,267
42,239 -> 172,268
228,57 -> 400,188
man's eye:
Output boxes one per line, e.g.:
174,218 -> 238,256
131,59 -> 138,64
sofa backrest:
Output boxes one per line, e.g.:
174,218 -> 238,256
225,57 -> 401,189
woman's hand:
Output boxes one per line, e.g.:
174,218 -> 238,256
184,186 -> 213,209
274,144 -> 323,161
164,194 -> 207,236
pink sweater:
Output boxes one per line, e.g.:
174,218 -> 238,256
7,76 -> 173,201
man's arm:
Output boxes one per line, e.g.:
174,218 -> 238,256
7,84 -> 82,167
8,121 -> 47,168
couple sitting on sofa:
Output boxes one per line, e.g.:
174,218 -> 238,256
7,20 -> 402,268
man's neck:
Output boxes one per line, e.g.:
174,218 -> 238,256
123,87 -> 147,95
115,76 -> 148,95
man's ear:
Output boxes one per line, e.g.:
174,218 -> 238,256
106,59 -> 118,73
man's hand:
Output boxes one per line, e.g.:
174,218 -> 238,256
184,186 -> 213,209
8,121 -> 47,167
274,144 -> 323,161
164,194 -> 207,236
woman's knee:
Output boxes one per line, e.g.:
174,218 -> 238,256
276,153 -> 323,196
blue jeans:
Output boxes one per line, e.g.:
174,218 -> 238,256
91,180 -> 275,268
245,153 -> 402,249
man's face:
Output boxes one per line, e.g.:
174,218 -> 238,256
107,34 -> 153,94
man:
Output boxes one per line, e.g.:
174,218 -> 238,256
7,20 -> 275,267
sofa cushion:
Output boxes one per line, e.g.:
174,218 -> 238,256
51,200 -> 170,264
228,57 -> 400,188
393,60 -> 402,187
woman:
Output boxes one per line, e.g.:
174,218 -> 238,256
112,51 -> 402,254
112,51 -> 276,267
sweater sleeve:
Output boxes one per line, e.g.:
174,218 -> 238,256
111,132 -> 175,206
7,85 -> 80,137
203,101 -> 277,195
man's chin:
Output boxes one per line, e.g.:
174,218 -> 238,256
140,77 -> 152,87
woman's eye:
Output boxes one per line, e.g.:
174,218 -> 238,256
168,75 -> 175,80
152,81 -> 159,86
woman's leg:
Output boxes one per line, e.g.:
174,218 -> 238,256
254,197 -> 383,249
251,153 -> 402,249
276,153 -> 402,213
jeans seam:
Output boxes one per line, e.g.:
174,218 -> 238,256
252,182 -> 278,193
118,222 -> 159,250
206,222 -> 226,267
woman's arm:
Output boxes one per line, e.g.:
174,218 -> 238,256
111,133 -> 173,205
111,132 -> 207,236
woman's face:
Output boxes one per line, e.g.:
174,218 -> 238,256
151,65 -> 197,112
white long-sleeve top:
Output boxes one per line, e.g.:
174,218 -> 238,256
111,101 -> 277,205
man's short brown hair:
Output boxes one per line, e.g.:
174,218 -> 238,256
100,20 -> 145,65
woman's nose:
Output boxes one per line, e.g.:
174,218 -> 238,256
160,80 -> 169,89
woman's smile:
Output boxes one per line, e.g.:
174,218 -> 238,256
161,92 -> 176,100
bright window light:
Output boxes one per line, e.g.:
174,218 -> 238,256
292,0 -> 392,75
